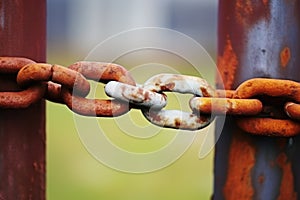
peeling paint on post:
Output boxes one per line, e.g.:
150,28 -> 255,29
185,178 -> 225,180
214,0 -> 300,199
0,1 -> 46,199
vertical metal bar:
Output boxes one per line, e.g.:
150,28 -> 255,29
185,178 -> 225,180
214,0 -> 300,199
0,0 -> 46,199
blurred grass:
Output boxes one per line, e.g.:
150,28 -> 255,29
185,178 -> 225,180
46,51 -> 216,200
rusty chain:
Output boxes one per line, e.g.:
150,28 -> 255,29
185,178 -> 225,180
1,56 -> 300,137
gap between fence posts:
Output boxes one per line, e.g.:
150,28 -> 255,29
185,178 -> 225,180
214,1 -> 300,199
0,1 -> 46,199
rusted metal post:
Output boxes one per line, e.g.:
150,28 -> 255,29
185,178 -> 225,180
0,1 -> 46,199
214,0 -> 300,199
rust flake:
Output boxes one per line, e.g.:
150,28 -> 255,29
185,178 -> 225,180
200,87 -> 211,97
223,132 -> 255,199
276,153 -> 297,200
280,47 -> 291,68
217,35 -> 238,90
160,82 -> 175,91
174,118 -> 181,128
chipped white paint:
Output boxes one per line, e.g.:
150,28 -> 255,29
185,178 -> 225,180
105,81 -> 167,109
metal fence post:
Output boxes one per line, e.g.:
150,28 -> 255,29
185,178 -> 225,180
0,1 -> 46,199
214,1 -> 300,199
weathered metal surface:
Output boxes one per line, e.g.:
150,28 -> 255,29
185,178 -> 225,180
68,61 -> 136,85
235,78 -> 300,101
143,73 -> 214,96
0,58 -> 46,109
233,78 -> 300,137
214,0 -> 300,199
64,62 -> 136,117
236,118 -> 300,137
142,109 -> 211,130
0,57 -> 35,73
105,81 -> 167,109
62,89 -> 132,117
190,97 -> 262,115
17,63 -> 91,96
285,102 -> 300,120
0,84 -> 46,109
0,0 -> 46,199
5,56 -> 300,134
141,74 -> 213,130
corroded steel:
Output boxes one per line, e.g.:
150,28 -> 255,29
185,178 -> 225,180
190,97 -> 262,115
234,78 -> 300,137
17,63 -> 90,96
0,57 -> 35,73
0,0 -> 46,199
0,57 -> 46,108
62,90 -> 131,117
63,61 -> 136,117
215,0 -> 300,199
3,58 -> 300,135
68,61 -> 136,85
236,118 -> 300,137
285,102 -> 300,120
0,84 -> 46,109
235,78 -> 300,102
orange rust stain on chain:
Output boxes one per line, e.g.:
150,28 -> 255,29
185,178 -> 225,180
217,35 -> 238,90
223,132 -> 255,199
276,153 -> 297,200
280,47 -> 291,68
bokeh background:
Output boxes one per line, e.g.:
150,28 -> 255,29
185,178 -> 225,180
46,0 -> 218,199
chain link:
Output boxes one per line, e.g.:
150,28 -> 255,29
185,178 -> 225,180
63,61 -> 136,117
17,63 -> 90,96
1,56 -> 300,136
141,74 -> 214,130
189,97 -> 263,115
105,81 -> 167,109
233,78 -> 300,136
0,57 -> 46,108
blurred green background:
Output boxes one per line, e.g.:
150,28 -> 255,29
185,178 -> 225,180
46,0 -> 218,199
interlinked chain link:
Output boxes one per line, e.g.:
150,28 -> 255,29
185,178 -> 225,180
1,57 -> 300,137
